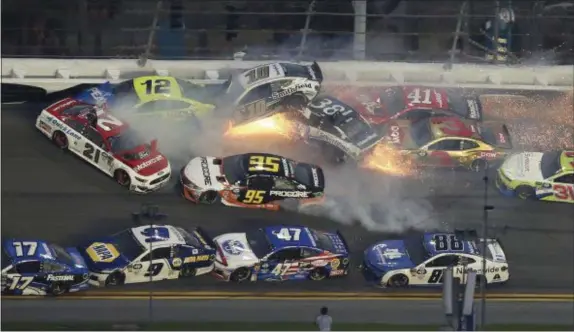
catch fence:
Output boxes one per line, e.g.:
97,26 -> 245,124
2,0 -> 573,65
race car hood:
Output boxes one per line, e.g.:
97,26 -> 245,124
500,152 -> 544,181
182,157 -> 227,190
75,82 -> 115,106
381,120 -> 419,150
78,240 -> 131,273
118,146 -> 170,177
214,233 -> 259,268
485,239 -> 507,264
364,240 -> 415,272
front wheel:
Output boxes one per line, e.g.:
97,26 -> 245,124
114,170 -> 131,188
179,265 -> 196,278
198,190 -> 220,204
48,283 -> 67,296
230,267 -> 251,282
516,185 -> 535,200
309,268 -> 327,281
105,272 -> 125,286
386,274 -> 409,287
52,131 -> 69,149
470,159 -> 488,173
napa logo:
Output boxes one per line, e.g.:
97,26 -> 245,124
86,242 -> 120,263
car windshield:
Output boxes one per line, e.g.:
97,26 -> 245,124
107,128 -> 149,154
111,230 -> 145,261
410,119 -> 433,147
541,151 -> 562,179
49,244 -> 75,267
378,87 -> 406,116
177,79 -> 224,104
245,229 -> 273,258
280,63 -> 310,79
403,236 -> 428,265
311,230 -> 336,252
175,227 -> 201,247
222,155 -> 248,184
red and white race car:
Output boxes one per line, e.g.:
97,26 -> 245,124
35,98 -> 172,193
334,86 -> 483,125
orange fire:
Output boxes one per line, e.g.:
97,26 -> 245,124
360,144 -> 418,177
224,114 -> 296,138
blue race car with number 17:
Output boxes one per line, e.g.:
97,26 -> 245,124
362,230 -> 509,288
1,239 -> 90,296
212,226 -> 350,282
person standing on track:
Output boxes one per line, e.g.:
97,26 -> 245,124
315,306 -> 332,331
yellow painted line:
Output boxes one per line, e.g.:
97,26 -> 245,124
3,296 -> 573,302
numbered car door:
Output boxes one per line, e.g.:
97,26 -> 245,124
263,248 -> 304,280
550,173 -> 574,202
81,127 -> 114,176
237,176 -> 274,205
5,260 -> 42,294
130,247 -> 173,283
235,85 -> 272,125
422,254 -> 461,285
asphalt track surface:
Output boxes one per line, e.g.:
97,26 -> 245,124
1,101 -> 573,323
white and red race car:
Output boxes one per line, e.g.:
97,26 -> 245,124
35,98 -> 172,193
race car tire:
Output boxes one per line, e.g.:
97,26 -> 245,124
179,264 -> 196,278
198,190 -> 220,204
105,272 -> 125,286
48,283 -> 67,296
309,267 -> 327,281
387,273 -> 409,287
230,267 -> 251,282
515,185 -> 535,200
322,144 -> 348,165
114,170 -> 131,187
470,159 -> 488,173
52,131 -> 69,150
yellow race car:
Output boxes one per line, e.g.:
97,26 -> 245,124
496,150 -> 574,203
76,75 -> 225,120
381,116 -> 513,172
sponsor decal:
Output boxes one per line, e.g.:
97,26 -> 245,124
498,132 -> 506,144
47,275 -> 74,282
272,64 -> 281,76
271,88 -> 296,99
221,240 -> 245,255
89,88 -> 110,104
342,258 -> 349,265
307,66 -> 317,80
282,158 -> 290,177
356,133 -> 379,147
479,151 -> 497,159
45,116 -> 82,140
330,258 -> 340,269
434,91 -> 444,108
134,155 -> 164,172
86,243 -> 120,263
295,83 -> 312,89
330,270 -> 345,276
201,158 -> 212,186
184,255 -> 210,263
269,190 -> 310,198
455,266 -> 500,274
524,153 -> 530,173
38,120 -> 52,132
311,168 -> 320,187
389,125 -> 401,144
172,258 -> 182,267
52,99 -> 76,112
132,263 -> 142,270
466,99 -> 480,119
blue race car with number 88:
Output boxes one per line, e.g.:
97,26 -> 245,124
212,226 -> 350,282
362,230 -> 509,288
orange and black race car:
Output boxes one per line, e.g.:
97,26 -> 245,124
179,153 -> 325,211
381,116 -> 513,172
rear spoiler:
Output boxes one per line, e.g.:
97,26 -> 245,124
310,61 -> 324,84
336,230 -> 350,253
193,227 -> 216,249
482,122 -> 513,150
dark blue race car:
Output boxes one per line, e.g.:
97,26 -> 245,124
1,239 -> 90,296
212,225 -> 350,282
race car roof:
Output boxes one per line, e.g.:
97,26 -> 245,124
2,239 -> 57,261
130,225 -> 188,247
264,226 -> 317,250
422,233 -> 481,257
